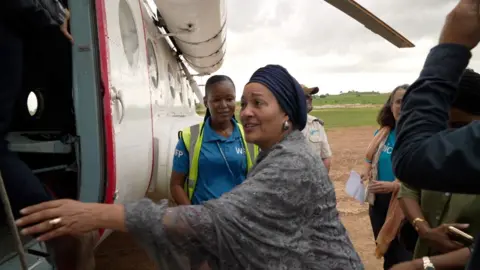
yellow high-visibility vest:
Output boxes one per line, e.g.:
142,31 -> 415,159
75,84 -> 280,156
178,122 -> 259,200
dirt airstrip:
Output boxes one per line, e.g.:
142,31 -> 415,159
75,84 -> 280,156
94,126 -> 383,270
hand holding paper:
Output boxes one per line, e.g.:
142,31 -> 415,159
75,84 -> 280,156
345,170 -> 366,203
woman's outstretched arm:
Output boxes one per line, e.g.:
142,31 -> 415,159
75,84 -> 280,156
15,197 -> 217,268
124,199 -> 218,269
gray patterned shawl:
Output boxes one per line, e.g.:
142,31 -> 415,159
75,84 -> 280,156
125,130 -> 364,270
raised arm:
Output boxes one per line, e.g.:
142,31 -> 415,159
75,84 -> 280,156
392,0 -> 480,193
392,43 -> 480,193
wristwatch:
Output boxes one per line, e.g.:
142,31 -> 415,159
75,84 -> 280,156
422,256 -> 435,270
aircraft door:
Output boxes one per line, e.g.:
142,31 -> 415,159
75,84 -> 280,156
102,0 -> 154,203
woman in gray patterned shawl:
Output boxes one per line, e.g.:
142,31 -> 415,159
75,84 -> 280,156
15,65 -> 364,269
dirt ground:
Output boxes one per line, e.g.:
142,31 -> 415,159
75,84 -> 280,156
94,126 -> 382,270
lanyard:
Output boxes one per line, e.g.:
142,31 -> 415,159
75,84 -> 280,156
216,141 -> 237,181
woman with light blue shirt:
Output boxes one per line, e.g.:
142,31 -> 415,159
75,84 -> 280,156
362,84 -> 413,269
170,75 -> 257,205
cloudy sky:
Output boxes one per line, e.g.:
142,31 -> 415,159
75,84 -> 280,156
195,0 -> 480,97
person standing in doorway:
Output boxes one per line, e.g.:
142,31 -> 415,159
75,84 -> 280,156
301,85 -> 332,171
1,1 -> 93,269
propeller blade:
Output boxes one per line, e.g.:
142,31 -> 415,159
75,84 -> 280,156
324,0 -> 414,48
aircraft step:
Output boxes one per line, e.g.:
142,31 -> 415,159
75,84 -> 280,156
6,132 -> 73,154
0,224 -> 52,269
0,223 -> 32,264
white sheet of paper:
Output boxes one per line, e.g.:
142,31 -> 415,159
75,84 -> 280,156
345,170 -> 366,203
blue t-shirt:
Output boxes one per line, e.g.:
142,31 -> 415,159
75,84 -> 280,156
374,129 -> 396,182
172,118 -> 248,205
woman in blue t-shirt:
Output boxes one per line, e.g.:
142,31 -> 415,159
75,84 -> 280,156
170,75 -> 256,206
362,84 -> 412,269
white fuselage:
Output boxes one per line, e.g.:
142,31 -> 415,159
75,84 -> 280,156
95,0 -> 220,241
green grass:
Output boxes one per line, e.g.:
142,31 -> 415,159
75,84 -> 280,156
195,92 -> 386,128
312,92 -> 389,106
197,107 -> 379,129
196,92 -> 389,111
310,107 -> 379,128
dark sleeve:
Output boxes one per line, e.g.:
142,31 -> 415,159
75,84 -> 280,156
4,0 -> 67,31
392,43 -> 480,194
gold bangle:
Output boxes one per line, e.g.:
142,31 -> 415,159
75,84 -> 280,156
412,217 -> 425,231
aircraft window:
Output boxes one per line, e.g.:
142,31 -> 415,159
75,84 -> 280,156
146,39 -> 159,88
27,91 -> 38,116
119,0 -> 139,68
176,75 -> 182,89
176,74 -> 184,104
169,85 -> 175,99
27,90 -> 43,117
168,64 -> 175,99
179,92 -> 184,104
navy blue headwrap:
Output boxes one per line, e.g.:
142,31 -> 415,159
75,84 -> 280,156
247,64 -> 307,130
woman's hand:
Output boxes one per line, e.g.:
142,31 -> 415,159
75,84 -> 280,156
360,163 -> 372,183
15,199 -> 100,242
60,9 -> 74,43
368,180 -> 399,194
420,223 -> 468,253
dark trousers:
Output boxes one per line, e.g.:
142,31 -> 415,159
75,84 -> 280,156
369,193 -> 412,270
0,22 -> 52,219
